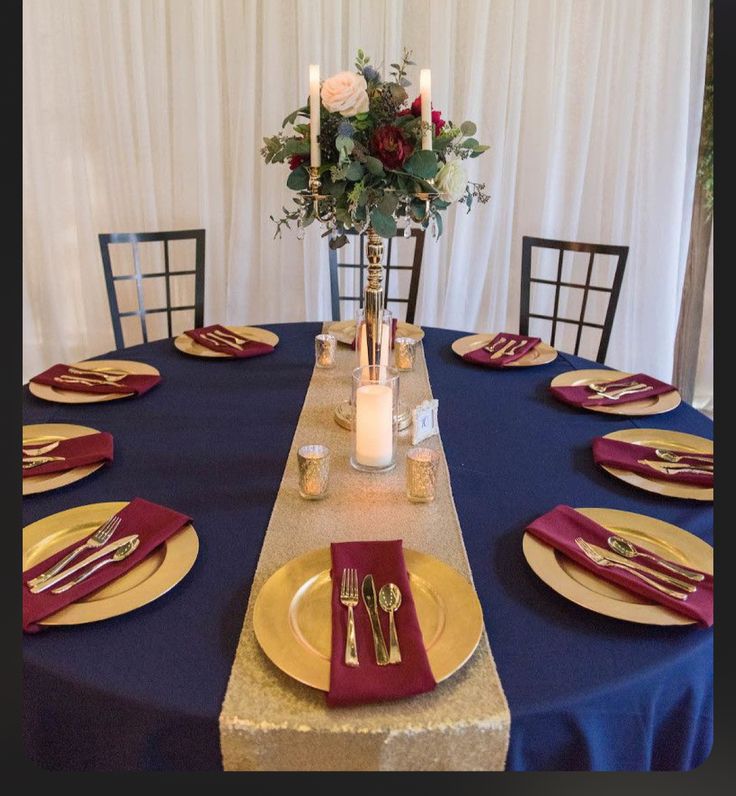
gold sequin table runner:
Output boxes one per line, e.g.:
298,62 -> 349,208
219,331 -> 510,770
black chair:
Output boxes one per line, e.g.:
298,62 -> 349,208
328,229 -> 425,322
520,236 -> 628,363
99,229 -> 205,349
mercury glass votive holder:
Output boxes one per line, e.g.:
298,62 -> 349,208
406,447 -> 440,502
314,333 -> 337,369
394,337 -> 417,371
297,444 -> 331,499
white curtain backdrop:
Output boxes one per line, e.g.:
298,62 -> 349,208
23,0 -> 710,397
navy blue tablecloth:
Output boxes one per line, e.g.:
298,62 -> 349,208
22,323 -> 713,771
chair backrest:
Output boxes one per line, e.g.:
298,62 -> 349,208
98,229 -> 205,349
328,229 -> 425,322
520,235 -> 628,363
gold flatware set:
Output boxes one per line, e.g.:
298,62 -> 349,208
574,535 -> 707,601
586,380 -> 653,400
338,569 -> 403,667
52,366 -> 132,389
24,514 -> 138,594
483,337 -> 529,359
201,329 -> 251,351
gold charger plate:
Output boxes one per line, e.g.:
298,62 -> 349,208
23,423 -> 108,496
549,369 -> 681,415
451,333 -> 558,367
174,325 -> 280,358
599,429 -> 713,502
522,507 -> 713,625
23,501 -> 199,625
326,319 -> 425,346
28,360 -> 160,404
253,547 -> 483,690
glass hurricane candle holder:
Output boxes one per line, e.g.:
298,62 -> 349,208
394,337 -> 417,371
406,447 -> 440,502
350,365 -> 399,472
297,444 -> 331,499
314,333 -> 336,369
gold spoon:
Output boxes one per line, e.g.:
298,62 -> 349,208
606,535 -> 705,582
378,583 -> 402,664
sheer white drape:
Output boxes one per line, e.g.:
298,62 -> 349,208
23,0 -> 710,394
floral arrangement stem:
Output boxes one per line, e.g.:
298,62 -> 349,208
364,226 -> 385,367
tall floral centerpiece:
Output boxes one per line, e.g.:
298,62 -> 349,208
261,49 -> 490,366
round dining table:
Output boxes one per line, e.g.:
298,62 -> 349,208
22,322 -> 713,771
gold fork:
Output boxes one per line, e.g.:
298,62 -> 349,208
339,567 -> 360,667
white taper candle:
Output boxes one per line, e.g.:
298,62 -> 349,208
420,68 -> 432,151
309,64 -> 321,167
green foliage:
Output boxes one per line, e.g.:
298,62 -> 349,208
263,47 -> 491,247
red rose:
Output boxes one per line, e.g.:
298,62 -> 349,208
370,125 -> 413,169
406,96 -> 446,136
289,154 -> 307,171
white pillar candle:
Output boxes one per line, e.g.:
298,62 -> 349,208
420,68 -> 432,151
309,64 -> 321,167
355,384 -> 394,467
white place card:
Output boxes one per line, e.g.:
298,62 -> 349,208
412,399 -> 439,445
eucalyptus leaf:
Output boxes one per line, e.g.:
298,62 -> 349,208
282,105 -> 308,129
404,150 -> 439,180
460,121 -> 477,136
335,135 -> 355,154
286,166 -> 309,191
345,161 -> 365,181
365,156 -> 385,176
378,192 -> 399,215
324,179 -> 347,197
370,208 -> 397,238
463,138 -> 479,149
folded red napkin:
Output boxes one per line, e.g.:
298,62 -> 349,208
462,333 -> 541,367
30,364 -> 161,396
593,437 -> 713,487
350,318 -> 399,350
184,324 -> 275,358
327,540 -> 436,706
550,373 -> 676,407
22,432 -> 114,479
23,498 -> 192,633
526,505 -> 713,626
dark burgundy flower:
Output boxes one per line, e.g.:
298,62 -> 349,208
370,125 -> 413,169
289,154 -> 307,171
405,96 -> 446,136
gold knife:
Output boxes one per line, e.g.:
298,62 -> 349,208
579,541 -> 698,592
361,574 -> 390,665
638,459 -> 713,475
27,534 -> 139,593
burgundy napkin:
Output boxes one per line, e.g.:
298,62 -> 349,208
327,540 -> 436,706
550,373 -> 676,408
350,318 -> 399,350
184,324 -> 274,358
23,497 -> 192,633
526,504 -> 713,626
462,333 -> 541,367
30,364 -> 160,396
22,432 -> 114,479
593,437 -> 713,487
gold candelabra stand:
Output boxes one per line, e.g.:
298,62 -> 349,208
303,168 -> 436,370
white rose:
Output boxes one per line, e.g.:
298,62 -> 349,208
320,71 -> 369,117
435,160 -> 468,203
